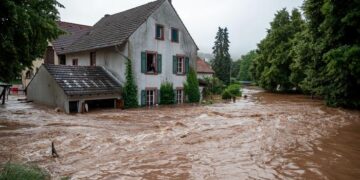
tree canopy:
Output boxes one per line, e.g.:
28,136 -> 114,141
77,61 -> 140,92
0,0 -> 63,82
238,50 -> 257,81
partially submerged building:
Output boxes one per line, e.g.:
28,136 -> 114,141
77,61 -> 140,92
27,0 -> 199,112
27,64 -> 121,113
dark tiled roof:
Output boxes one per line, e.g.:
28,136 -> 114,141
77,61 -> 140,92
62,0 -> 166,54
52,21 -> 92,54
196,57 -> 214,74
44,64 -> 122,96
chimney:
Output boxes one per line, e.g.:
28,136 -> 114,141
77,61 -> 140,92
104,14 -> 110,18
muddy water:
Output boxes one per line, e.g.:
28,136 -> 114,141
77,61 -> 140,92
0,87 -> 359,179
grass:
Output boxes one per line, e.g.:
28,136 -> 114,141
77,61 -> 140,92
0,163 -> 49,180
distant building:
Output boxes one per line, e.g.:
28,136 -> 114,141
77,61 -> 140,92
196,57 -> 214,79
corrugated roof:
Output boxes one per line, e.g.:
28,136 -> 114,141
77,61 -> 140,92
196,57 -> 214,74
44,64 -> 122,96
62,0 -> 166,54
52,21 -> 91,54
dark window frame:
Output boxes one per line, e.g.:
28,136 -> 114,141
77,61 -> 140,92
171,28 -> 179,43
155,24 -> 165,40
146,51 -> 158,74
90,52 -> 96,66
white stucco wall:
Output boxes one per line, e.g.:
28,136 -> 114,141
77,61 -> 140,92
27,66 -> 68,111
129,0 -> 198,103
198,73 -> 214,80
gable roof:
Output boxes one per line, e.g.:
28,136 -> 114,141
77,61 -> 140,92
62,0 -> 166,54
43,64 -> 122,96
52,21 -> 91,54
196,57 -> 214,74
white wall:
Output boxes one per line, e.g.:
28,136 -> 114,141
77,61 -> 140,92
198,73 -> 214,80
27,66 -> 68,111
129,0 -> 198,103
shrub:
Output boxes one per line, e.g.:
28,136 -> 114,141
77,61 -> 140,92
123,58 -> 138,109
221,84 -> 242,100
160,82 -> 175,105
184,68 -> 200,103
203,77 -> 224,96
0,163 -> 49,180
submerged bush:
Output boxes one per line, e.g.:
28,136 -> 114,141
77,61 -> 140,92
0,163 -> 49,180
222,84 -> 242,100
160,82 -> 175,105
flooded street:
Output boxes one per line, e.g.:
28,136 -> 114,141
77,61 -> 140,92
0,87 -> 359,179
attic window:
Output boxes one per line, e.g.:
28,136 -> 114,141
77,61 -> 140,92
155,24 -> 164,40
171,28 -> 179,43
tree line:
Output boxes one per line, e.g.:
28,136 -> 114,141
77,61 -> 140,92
250,0 -> 360,108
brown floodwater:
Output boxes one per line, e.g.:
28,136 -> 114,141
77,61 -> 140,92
0,87 -> 359,179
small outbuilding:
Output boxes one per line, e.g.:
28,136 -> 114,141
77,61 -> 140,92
27,64 -> 122,113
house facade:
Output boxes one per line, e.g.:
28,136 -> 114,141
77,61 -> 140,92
60,0 -> 198,106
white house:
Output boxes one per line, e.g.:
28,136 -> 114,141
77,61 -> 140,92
27,0 -> 198,112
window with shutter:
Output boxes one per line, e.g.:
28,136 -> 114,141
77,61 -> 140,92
171,28 -> 179,43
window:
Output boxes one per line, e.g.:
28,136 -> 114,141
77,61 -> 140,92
155,24 -> 164,40
171,28 -> 179,43
176,89 -> 184,104
59,55 -> 66,65
72,59 -> 78,66
146,89 -> 156,106
146,52 -> 157,73
173,56 -> 188,75
90,52 -> 96,66
177,56 -> 184,74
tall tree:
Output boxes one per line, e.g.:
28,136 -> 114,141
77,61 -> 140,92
211,27 -> 232,85
0,0 -> 63,82
300,0 -> 360,108
251,8 -> 304,91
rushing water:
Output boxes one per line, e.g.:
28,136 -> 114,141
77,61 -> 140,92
0,87 -> 359,179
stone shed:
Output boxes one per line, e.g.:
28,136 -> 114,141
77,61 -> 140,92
27,64 -> 122,113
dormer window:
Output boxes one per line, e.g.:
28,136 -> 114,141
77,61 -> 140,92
155,24 -> 164,40
171,28 -> 179,43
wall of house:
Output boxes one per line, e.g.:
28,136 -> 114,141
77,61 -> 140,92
27,66 -> 68,111
65,46 -> 127,84
22,58 -> 44,88
128,0 -> 198,104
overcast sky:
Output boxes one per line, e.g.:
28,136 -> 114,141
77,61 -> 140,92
57,0 -> 303,59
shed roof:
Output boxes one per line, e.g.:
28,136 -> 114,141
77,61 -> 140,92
62,0 -> 166,54
44,64 -> 121,96
196,57 -> 215,74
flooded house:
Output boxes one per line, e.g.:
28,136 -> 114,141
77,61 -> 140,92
27,0 -> 198,112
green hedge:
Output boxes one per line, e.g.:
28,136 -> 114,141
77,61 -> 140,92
222,84 -> 242,99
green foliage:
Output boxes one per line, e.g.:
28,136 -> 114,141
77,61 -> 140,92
0,0 -> 64,82
211,27 -> 232,85
231,60 -> 241,79
222,84 -> 242,100
251,8 -> 305,92
251,0 -> 360,108
202,77 -> 224,97
123,59 -> 138,108
0,163 -> 49,180
160,82 -> 175,105
238,50 -> 257,81
184,68 -> 200,103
